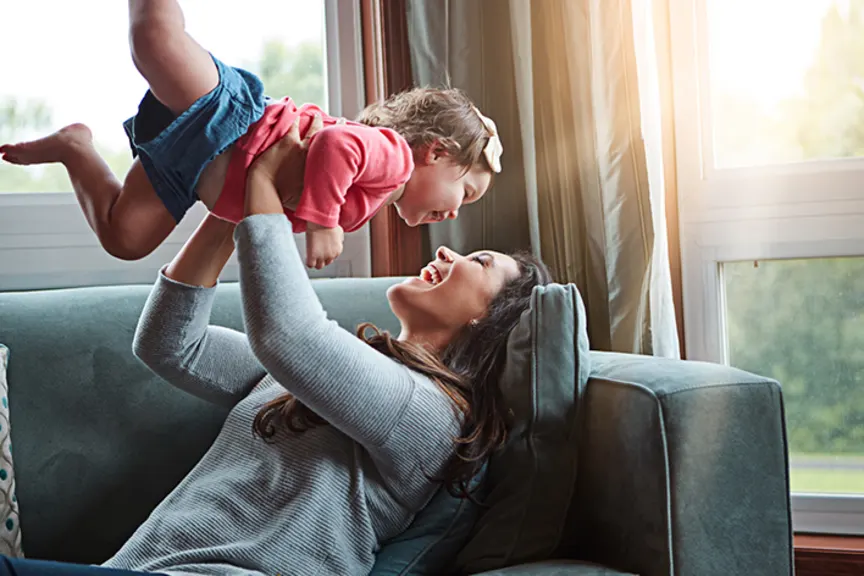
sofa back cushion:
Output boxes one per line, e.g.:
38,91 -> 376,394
455,284 -> 590,573
0,277 -> 401,563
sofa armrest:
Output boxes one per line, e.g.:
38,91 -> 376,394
472,559 -> 635,575
559,352 -> 794,576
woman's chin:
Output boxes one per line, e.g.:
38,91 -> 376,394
387,278 -> 433,307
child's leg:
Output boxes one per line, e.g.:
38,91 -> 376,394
0,1 -> 226,260
0,124 -> 176,260
127,0 -> 219,115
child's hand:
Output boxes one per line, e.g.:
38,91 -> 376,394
305,223 -> 344,269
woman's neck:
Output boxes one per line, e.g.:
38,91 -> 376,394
397,327 -> 452,354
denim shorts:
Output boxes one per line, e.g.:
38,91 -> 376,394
123,55 -> 267,223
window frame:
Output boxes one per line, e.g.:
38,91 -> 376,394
669,0 -> 864,535
0,0 -> 368,291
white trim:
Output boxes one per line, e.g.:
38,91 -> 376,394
679,232 -> 722,363
793,495 -> 864,535
322,0 -> 371,278
324,0 -> 365,120
687,167 -> 864,214
668,0 -> 704,209
669,0 -> 864,216
0,201 -> 371,291
669,0 -> 864,535
0,0 -> 371,291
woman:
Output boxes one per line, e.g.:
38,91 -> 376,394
1,118 -> 551,576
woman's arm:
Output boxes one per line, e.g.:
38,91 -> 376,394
236,124 -> 429,449
135,117 -> 325,407
164,212 -> 236,288
133,213 -> 266,407
234,215 -> 423,447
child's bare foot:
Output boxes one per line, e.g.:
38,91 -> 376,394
0,123 -> 93,165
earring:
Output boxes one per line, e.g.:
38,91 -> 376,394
470,319 -> 479,327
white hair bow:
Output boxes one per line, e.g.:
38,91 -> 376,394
472,106 -> 503,173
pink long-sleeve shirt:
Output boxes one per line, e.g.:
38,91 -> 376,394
211,98 -> 414,232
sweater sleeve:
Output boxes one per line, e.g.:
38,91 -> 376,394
293,125 -> 414,228
133,270 -> 267,407
233,214 -> 420,449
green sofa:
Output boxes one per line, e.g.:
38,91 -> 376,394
0,277 -> 794,575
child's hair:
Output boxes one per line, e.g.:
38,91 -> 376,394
356,87 -> 493,171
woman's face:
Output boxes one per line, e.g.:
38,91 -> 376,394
387,246 -> 521,348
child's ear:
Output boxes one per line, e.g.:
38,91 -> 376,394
422,140 -> 449,165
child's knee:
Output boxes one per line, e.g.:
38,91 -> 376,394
100,234 -> 149,261
97,223 -> 151,261
128,18 -> 179,70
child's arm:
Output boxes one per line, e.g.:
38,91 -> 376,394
305,222 -> 344,270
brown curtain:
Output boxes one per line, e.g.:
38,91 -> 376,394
363,0 -> 425,276
406,0 -> 680,356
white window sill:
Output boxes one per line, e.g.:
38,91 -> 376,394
0,197 -> 370,291
793,494 -> 864,535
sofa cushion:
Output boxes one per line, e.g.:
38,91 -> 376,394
0,345 -> 23,558
473,559 -> 636,575
0,277 -> 402,563
371,468 -> 485,575
455,284 -> 590,572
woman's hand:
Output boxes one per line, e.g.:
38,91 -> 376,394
246,113 -> 325,215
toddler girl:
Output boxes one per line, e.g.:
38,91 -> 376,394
0,0 -> 502,268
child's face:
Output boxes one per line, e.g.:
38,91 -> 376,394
395,147 -> 492,227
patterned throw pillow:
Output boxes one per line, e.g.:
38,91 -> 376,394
0,345 -> 23,557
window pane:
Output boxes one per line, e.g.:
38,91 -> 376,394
723,257 -> 864,495
0,0 -> 326,194
707,0 -> 864,168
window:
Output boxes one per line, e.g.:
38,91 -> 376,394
707,0 -> 864,168
723,258 -> 864,496
0,0 -> 328,195
0,0 -> 367,289
670,0 -> 864,534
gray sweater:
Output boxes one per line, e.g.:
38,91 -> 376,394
103,214 -> 460,576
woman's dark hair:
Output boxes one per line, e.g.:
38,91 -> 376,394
253,252 -> 553,497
